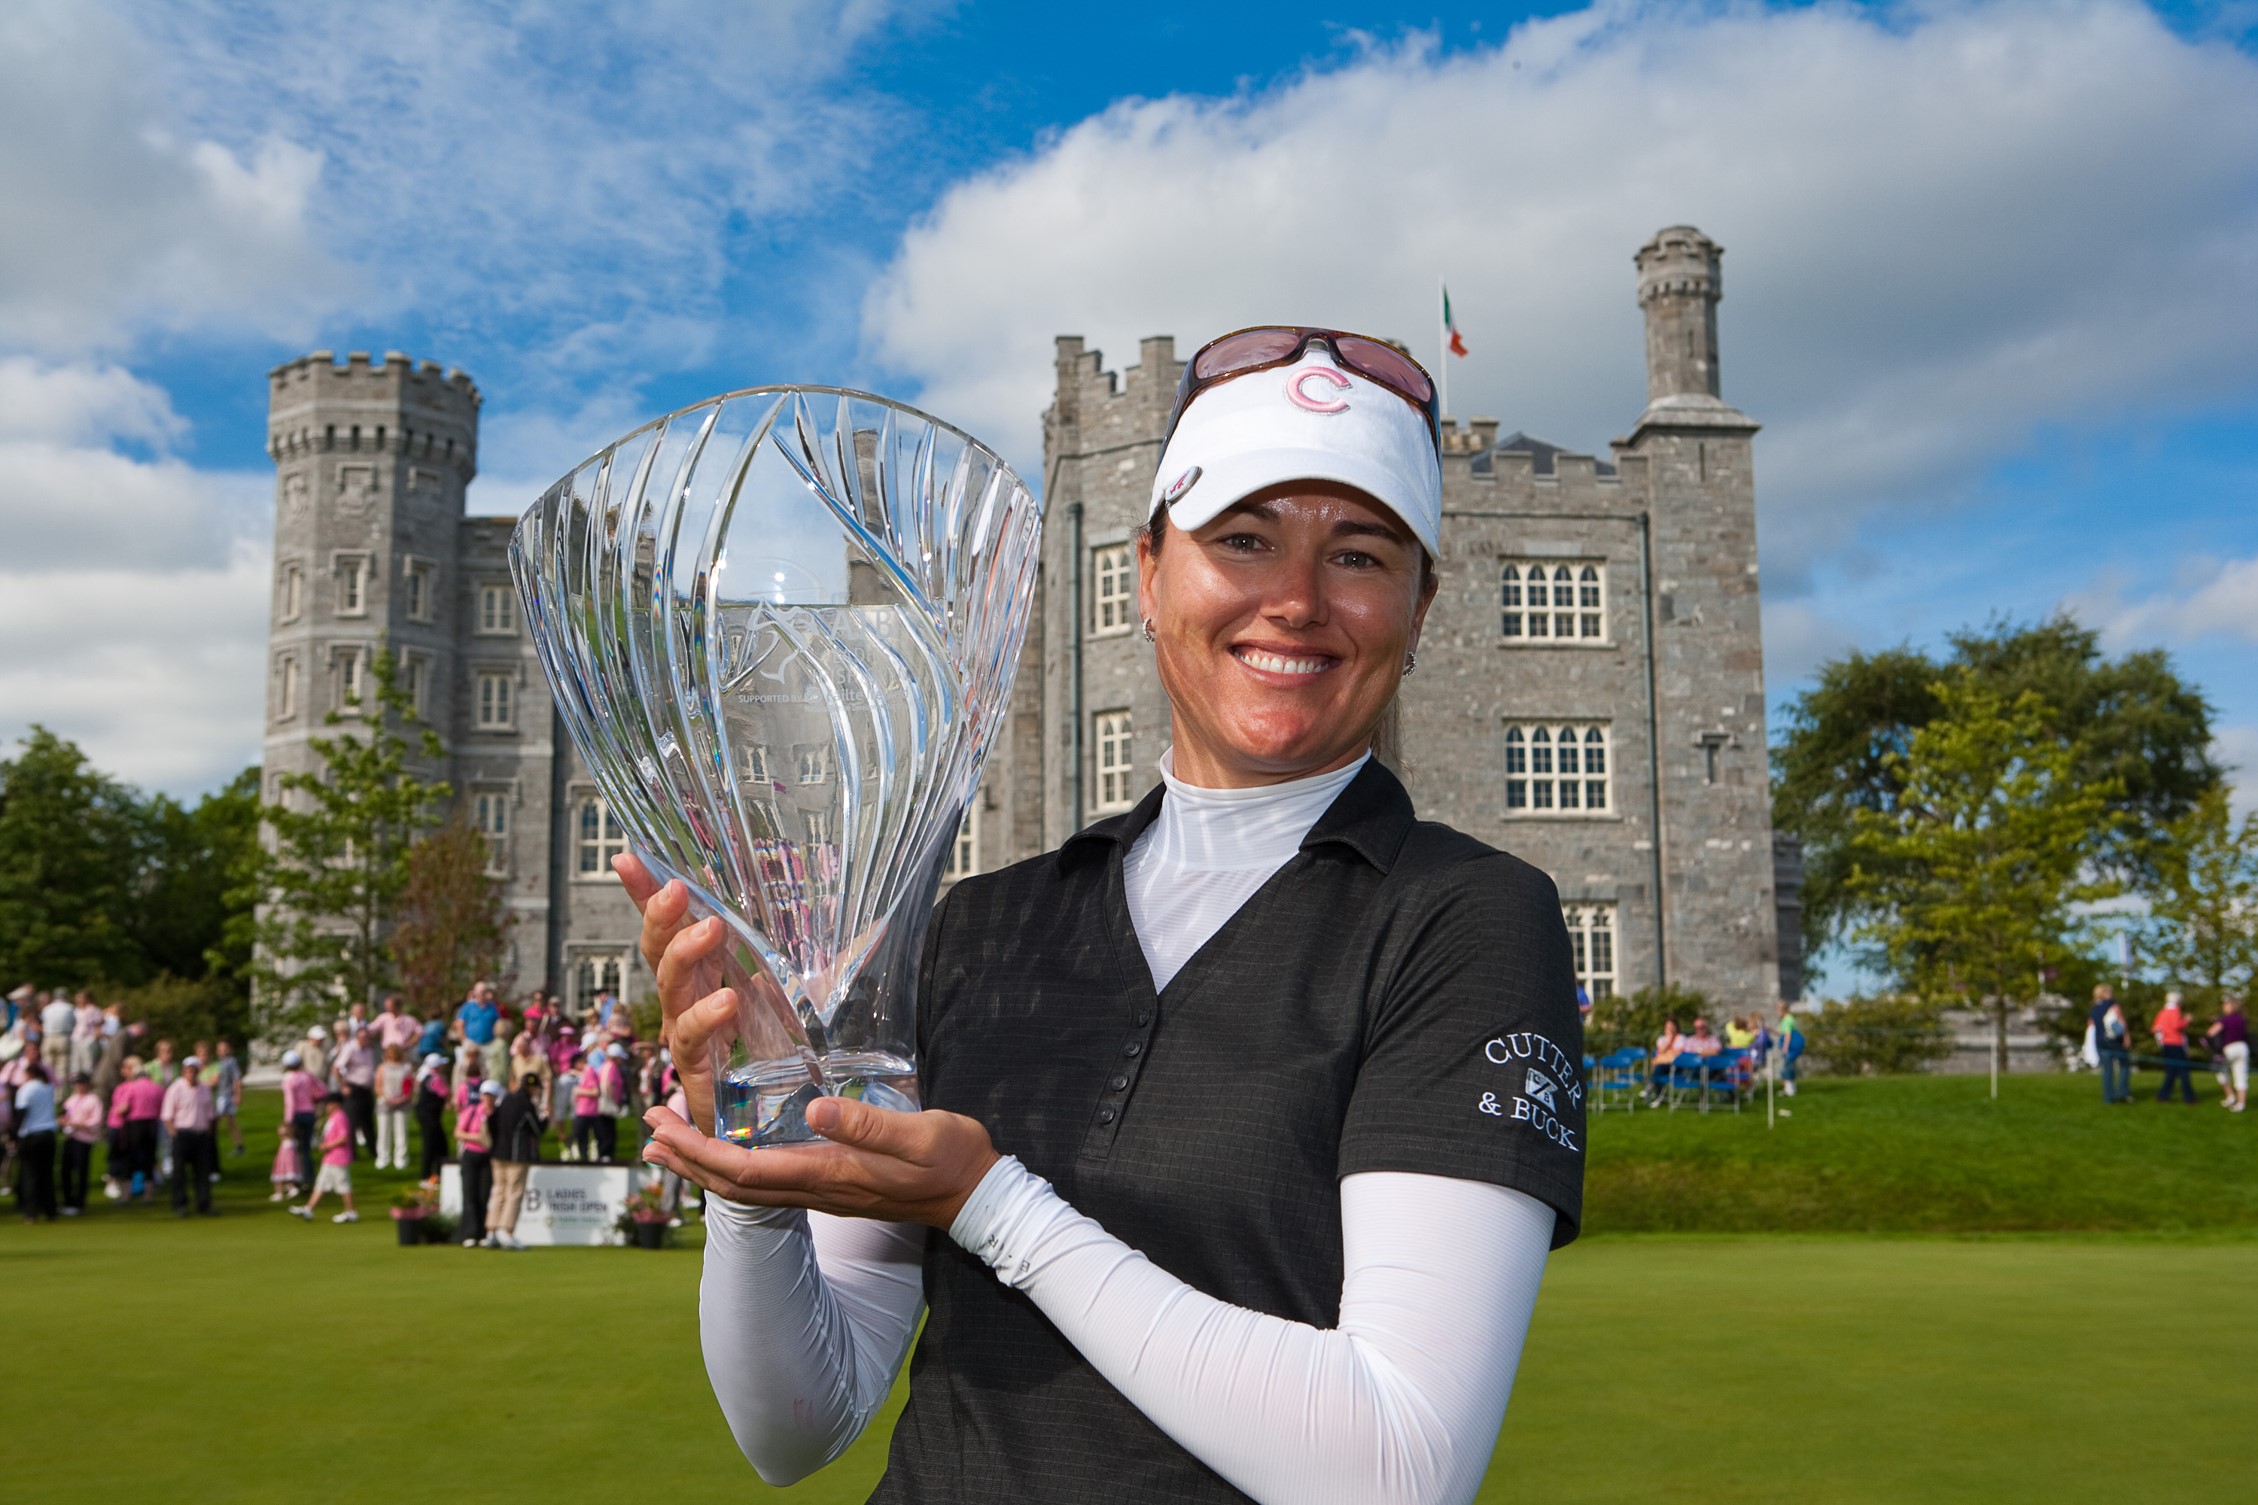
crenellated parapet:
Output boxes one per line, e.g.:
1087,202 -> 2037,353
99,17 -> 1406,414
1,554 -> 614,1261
265,349 -> 480,480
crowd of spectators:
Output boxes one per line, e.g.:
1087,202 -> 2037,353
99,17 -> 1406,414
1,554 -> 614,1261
2,980 -> 685,1234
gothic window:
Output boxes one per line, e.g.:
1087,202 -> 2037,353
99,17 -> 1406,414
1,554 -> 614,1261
575,798 -> 627,875
1092,544 -> 1134,634
278,565 -> 304,623
1094,710 -> 1135,812
1501,560 -> 1606,643
1562,904 -> 1617,999
804,809 -> 835,846
794,743 -> 830,785
274,655 -> 298,720
476,670 -> 514,730
1505,722 -> 1610,815
945,804 -> 980,879
477,583 -> 515,635
743,743 -> 774,786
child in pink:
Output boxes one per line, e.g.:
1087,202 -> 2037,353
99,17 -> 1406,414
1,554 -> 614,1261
292,1092 -> 357,1223
270,1124 -> 305,1201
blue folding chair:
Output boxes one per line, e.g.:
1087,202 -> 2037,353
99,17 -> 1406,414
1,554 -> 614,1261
1592,1048 -> 1647,1112
1703,1049 -> 1746,1114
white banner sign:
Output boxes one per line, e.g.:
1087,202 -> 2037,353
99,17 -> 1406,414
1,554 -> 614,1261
440,1162 -> 637,1246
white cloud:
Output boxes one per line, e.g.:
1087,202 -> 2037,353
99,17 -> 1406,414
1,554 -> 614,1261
866,0 -> 2258,591
0,3 -> 341,352
1760,598 -> 1863,704
0,540 -> 273,795
2072,553 -> 2258,648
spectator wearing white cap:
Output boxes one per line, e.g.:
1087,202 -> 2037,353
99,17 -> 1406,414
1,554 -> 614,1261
161,1056 -> 217,1217
279,1048 -> 322,1194
298,1026 -> 329,1086
414,1051 -> 452,1185
456,1080 -> 500,1246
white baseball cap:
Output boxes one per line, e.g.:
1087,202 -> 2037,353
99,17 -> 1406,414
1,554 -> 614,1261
1149,347 -> 1441,557
281,1050 -> 303,1068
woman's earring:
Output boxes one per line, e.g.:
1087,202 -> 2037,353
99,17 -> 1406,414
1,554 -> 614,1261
1141,618 -> 1156,644
1402,651 -> 1418,677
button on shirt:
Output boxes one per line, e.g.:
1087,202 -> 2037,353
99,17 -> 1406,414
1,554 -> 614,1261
879,759 -> 1583,1505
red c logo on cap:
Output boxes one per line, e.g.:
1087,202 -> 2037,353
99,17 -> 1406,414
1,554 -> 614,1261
1284,365 -> 1351,414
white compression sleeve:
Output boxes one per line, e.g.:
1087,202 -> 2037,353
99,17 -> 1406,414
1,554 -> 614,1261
952,1162 -> 1554,1505
698,1199 -> 927,1485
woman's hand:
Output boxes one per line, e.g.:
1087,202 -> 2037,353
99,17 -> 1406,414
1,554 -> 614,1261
642,1096 -> 1000,1230
612,853 -> 732,1135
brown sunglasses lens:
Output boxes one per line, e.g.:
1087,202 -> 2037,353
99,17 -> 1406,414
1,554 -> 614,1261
1193,328 -> 1305,381
1336,336 -> 1433,403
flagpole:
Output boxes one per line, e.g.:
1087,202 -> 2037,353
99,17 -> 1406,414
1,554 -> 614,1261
1437,273 -> 1450,424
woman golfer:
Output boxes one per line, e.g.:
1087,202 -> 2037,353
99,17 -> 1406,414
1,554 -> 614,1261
630,327 -> 1583,1505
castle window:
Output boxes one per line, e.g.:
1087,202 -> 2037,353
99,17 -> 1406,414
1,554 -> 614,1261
1092,544 -> 1134,634
402,654 -> 430,717
945,804 -> 980,880
403,561 -> 434,622
794,743 -> 830,785
575,798 -> 627,876
475,670 -> 514,730
743,743 -> 774,787
1505,721 -> 1610,816
274,655 -> 299,720
570,951 -> 627,1016
1501,560 -> 1606,644
477,583 -> 515,635
336,645 -> 369,712
277,565 -> 303,623
473,790 -> 510,876
335,555 -> 369,617
805,809 -> 835,846
1562,904 -> 1617,999
1094,709 -> 1135,812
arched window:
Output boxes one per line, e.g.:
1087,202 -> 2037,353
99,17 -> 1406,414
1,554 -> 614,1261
1504,727 -> 1527,809
1500,565 -> 1523,637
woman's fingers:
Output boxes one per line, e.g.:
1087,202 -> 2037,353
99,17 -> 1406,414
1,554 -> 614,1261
628,874 -> 694,978
611,852 -> 663,911
641,1100 -> 999,1228
654,915 -> 727,1023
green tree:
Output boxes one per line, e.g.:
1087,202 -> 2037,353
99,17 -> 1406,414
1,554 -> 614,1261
1847,676 -> 2121,1094
242,649 -> 450,1039
391,816 -> 514,1021
0,726 -> 144,987
2138,787 -> 2258,1009
130,768 -> 262,993
1773,616 -> 2217,977
1801,994 -> 1955,1077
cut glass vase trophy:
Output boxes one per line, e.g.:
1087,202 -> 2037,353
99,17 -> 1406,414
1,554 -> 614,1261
511,388 -> 1043,1145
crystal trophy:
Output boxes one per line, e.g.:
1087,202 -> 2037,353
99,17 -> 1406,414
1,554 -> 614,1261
511,389 -> 1042,1144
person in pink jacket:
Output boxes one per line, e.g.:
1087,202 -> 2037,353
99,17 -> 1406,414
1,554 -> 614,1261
60,1072 -> 103,1214
291,1092 -> 358,1224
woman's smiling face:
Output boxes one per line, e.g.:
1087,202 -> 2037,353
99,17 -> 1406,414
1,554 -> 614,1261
1138,480 -> 1435,788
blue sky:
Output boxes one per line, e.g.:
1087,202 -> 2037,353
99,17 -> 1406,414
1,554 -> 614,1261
2,0 -> 2255,863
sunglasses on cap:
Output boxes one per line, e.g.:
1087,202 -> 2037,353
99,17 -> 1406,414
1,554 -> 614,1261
1162,326 -> 1441,451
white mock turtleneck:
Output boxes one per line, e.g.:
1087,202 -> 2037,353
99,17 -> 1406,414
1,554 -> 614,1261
1121,750 -> 1369,993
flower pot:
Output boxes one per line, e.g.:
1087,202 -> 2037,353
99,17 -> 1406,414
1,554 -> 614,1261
394,1215 -> 426,1247
633,1219 -> 667,1250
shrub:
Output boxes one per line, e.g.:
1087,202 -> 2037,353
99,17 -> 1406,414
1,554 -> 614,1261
1587,984 -> 1717,1056
1803,995 -> 1954,1076
113,973 -> 245,1054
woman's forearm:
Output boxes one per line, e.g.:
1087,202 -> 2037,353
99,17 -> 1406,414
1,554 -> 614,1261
698,1200 -> 927,1485
951,1165 -> 1553,1505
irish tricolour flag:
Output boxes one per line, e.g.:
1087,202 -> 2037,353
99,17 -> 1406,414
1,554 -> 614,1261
1443,286 -> 1468,357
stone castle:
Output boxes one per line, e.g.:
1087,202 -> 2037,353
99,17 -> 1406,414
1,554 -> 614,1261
261,225 -> 1798,1015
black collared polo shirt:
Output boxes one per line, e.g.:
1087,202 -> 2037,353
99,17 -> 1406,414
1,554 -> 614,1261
872,760 -> 1583,1505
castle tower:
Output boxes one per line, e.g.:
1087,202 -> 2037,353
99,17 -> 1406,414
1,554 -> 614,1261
1636,225 -> 1724,404
263,351 -> 481,800
1616,228 -> 1780,1002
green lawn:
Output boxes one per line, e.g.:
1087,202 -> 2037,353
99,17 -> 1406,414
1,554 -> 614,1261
1588,1068 -> 2257,1233
6,1079 -> 2254,1502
